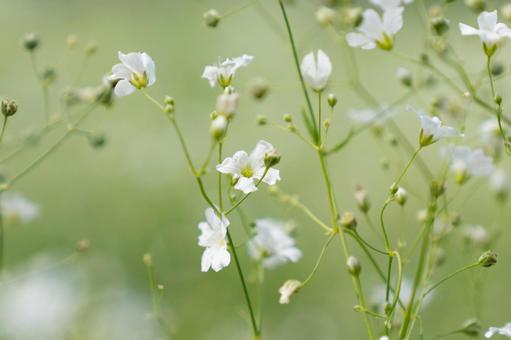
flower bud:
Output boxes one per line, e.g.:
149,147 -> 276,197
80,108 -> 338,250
22,32 -> 40,51
283,114 -> 293,123
460,319 -> 481,337
75,239 -> 91,253
430,180 -> 445,198
66,34 -> 78,49
478,250 -> 497,267
347,256 -> 361,276
250,77 -> 269,100
343,7 -> 363,27
279,279 -> 302,304
1,99 -> 18,117
339,211 -> 357,230
210,115 -> 228,141
354,185 -> 370,213
203,9 -> 221,28
85,42 -> 97,56
316,6 -> 336,27
327,93 -> 338,107
396,67 -> 413,87
491,61 -> 505,76
164,96 -> 175,106
264,151 -> 281,168
41,67 -> 57,87
502,4 -> 511,23
431,17 -> 450,35
395,187 -> 407,206
143,253 -> 153,267
256,115 -> 267,126
88,130 -> 107,149
464,0 -> 485,12
164,104 -> 174,114
216,92 -> 239,119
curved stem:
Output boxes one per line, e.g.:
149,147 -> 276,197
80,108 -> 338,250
423,262 -> 480,297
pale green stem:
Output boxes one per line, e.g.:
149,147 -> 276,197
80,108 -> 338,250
302,234 -> 335,286
0,117 -> 8,144
423,262 -> 480,297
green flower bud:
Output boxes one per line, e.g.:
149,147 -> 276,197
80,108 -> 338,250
327,93 -> 338,107
396,67 -> 413,87
210,115 -> 228,141
1,99 -> 18,117
85,42 -> 97,56
431,17 -> 450,35
164,96 -> 175,106
347,256 -> 361,276
203,9 -> 221,28
339,211 -> 357,230
88,130 -> 107,149
250,77 -> 269,100
143,253 -> 153,267
264,151 -> 281,168
22,32 -> 40,51
283,114 -> 293,123
460,319 -> 481,337
478,250 -> 497,267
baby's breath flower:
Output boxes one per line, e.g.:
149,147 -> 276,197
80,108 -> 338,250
316,6 -> 336,27
1,99 -> 18,117
489,168 -> 509,199
347,107 -> 392,126
300,50 -> 332,91
441,146 -> 494,184
354,185 -> 371,213
485,323 -> 511,338
478,250 -> 497,267
247,219 -> 301,269
198,208 -> 230,272
459,11 -> 511,54
203,9 -> 221,28
371,0 -> 413,11
216,140 -> 281,194
346,8 -> 404,50
108,51 -> 156,97
464,224 -> 491,247
202,55 -> 254,88
1,193 -> 40,225
278,279 -> 302,304
22,32 -> 40,51
215,92 -> 239,119
346,256 -> 361,276
210,115 -> 228,141
395,187 -> 407,205
417,111 -> 462,146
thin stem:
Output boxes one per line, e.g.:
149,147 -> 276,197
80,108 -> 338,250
302,233 -> 335,286
393,147 -> 421,189
317,91 -> 322,145
353,275 -> 375,340
424,262 -> 480,297
224,168 -> 269,215
218,142 -> 224,211
0,117 -> 8,144
486,54 -> 510,153
278,0 -> 318,140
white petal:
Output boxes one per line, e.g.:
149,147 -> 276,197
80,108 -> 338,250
260,168 -> 281,186
210,248 -> 231,272
217,151 -> 248,175
478,11 -> 498,32
383,8 -> 404,35
118,51 -> 145,74
235,177 -> 257,194
358,9 -> 385,41
249,140 -> 275,163
110,63 -> 131,80
458,23 -> 480,36
141,53 -> 156,86
114,79 -> 136,97
201,65 -> 219,87
346,33 -> 376,49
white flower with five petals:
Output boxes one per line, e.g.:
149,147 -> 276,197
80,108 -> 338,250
108,52 -> 156,97
1,193 -> 40,225
248,219 -> 301,269
459,11 -> 511,49
485,323 -> 511,338
346,8 -> 404,50
417,111 -> 462,146
216,140 -> 281,194
300,50 -> 332,91
441,146 -> 494,184
202,55 -> 254,88
198,208 -> 230,272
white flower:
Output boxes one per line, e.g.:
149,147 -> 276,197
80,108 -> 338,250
346,8 -> 404,50
479,118 -> 502,146
202,55 -> 254,88
316,6 -> 336,26
371,0 -> 412,10
216,92 -> 239,118
464,224 -> 491,247
379,337 -> 390,340
485,323 -> 511,338
278,279 -> 302,304
108,51 -> 156,97
347,107 -> 392,125
417,111 -> 462,146
1,193 -> 40,224
490,168 -> 509,195
198,208 -> 230,272
300,50 -> 332,91
247,219 -> 301,269
216,140 -> 281,194
459,11 -> 511,48
441,146 -> 494,183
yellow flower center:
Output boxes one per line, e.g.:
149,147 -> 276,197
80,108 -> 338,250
241,166 -> 254,178
130,71 -> 149,89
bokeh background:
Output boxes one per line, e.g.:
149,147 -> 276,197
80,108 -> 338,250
0,0 -> 509,339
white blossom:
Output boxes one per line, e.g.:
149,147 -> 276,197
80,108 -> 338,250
216,140 -> 281,194
479,118 -> 501,146
490,168 -> 509,194
216,92 -> 239,118
371,0 -> 413,10
464,224 -> 491,247
346,8 -> 404,50
441,146 -> 494,183
316,6 -> 336,26
459,11 -> 511,48
198,208 -> 230,272
417,111 -> 462,145
108,51 -> 156,97
300,50 -> 332,91
347,107 -> 392,125
248,219 -> 301,269
202,55 -> 254,88
485,323 -> 511,338
278,279 -> 302,304
1,192 -> 40,224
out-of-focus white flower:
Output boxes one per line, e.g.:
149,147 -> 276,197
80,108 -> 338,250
379,336 -> 390,340
417,111 -> 462,146
464,224 -> 491,247
485,323 -> 511,338
217,140 -> 281,194
347,107 -> 392,126
316,6 -> 336,26
300,50 -> 332,91
490,168 -> 509,196
1,192 -> 40,225
278,279 -> 302,304
370,277 -> 433,312
459,11 -> 511,50
441,146 -> 494,184
202,55 -> 254,88
216,92 -> 239,119
108,51 -> 156,97
346,8 -> 404,50
0,270 -> 80,340
371,0 -> 413,10
479,118 -> 502,147
248,219 -> 301,269
198,208 -> 230,272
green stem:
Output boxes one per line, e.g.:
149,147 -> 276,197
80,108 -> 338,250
0,117 -> 8,144
218,142 -> 224,211
486,54 -> 510,153
278,0 -> 318,141
423,262 -> 480,297
302,233 -> 335,286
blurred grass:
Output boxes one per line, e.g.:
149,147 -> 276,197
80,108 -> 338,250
0,0 -> 510,339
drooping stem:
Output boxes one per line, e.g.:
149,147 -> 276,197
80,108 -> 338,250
423,262 -> 480,297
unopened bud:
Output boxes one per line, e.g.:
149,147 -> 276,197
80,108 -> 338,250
502,4 -> 511,23
327,93 -> 338,107
76,239 -> 91,253
279,279 -> 302,304
1,99 -> 18,117
41,67 -> 57,86
143,253 -> 153,267
464,0 -> 485,12
216,92 -> 239,119
164,104 -> 174,114
164,96 -> 175,105
396,67 -> 413,87
204,9 -> 221,28
256,115 -> 267,126
492,61 -> 505,76
460,319 -> 481,337
264,151 -> 281,168
339,211 -> 357,230
210,115 -> 228,141
283,114 -> 293,123
478,250 -> 497,267
250,77 -> 269,100
395,187 -> 407,206
66,34 -> 78,49
347,256 -> 361,276
85,42 -> 97,56
430,180 -> 445,198
431,17 -> 450,35
88,130 -> 107,149
22,32 -> 40,51
354,185 -> 370,213
316,6 -> 336,27
344,7 -> 363,27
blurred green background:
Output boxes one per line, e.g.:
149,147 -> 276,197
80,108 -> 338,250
0,0 -> 510,339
